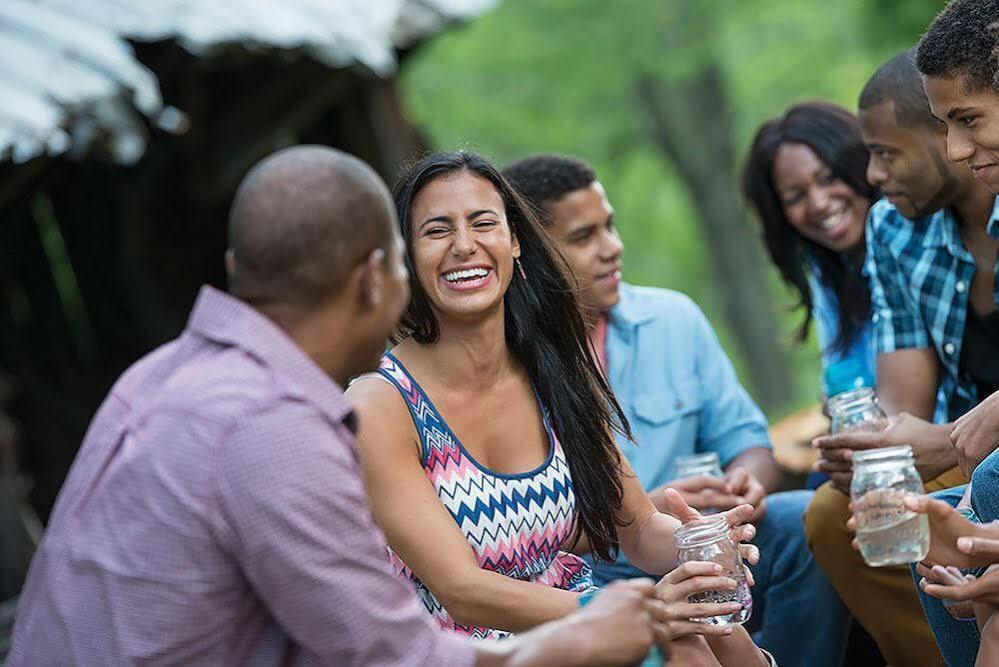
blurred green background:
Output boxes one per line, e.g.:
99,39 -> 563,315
400,0 -> 942,420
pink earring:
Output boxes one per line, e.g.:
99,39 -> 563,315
516,257 -> 528,281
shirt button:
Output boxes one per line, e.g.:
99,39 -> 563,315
944,342 -> 956,355
674,400 -> 684,410
956,281 -> 966,293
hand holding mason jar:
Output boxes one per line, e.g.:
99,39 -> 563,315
813,388 -> 889,492
850,445 -> 930,567
673,515 -> 753,625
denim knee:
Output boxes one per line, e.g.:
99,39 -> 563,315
971,448 -> 999,522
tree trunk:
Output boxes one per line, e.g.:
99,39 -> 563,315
635,67 -> 794,413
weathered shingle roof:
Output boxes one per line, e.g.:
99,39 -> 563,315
0,0 -> 495,165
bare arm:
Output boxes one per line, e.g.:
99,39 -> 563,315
706,628 -> 772,667
472,580 -> 659,667
877,348 -> 940,420
614,453 -> 683,575
727,447 -> 781,495
348,379 -> 579,633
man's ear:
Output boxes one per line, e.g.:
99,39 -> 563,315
224,249 -> 237,286
357,248 -> 386,309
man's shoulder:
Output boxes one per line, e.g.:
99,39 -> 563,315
618,283 -> 703,320
122,339 -> 301,431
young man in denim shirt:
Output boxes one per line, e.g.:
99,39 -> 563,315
504,155 -> 849,667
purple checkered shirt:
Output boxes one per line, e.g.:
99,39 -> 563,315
8,286 -> 473,666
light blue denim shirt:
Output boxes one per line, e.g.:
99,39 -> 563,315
605,283 -> 771,473
590,283 -> 772,581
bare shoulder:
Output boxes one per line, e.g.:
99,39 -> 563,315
346,374 -> 418,459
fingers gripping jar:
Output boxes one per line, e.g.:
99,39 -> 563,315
674,515 -> 752,625
851,445 -> 929,567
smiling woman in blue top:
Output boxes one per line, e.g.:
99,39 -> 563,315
503,154 -> 849,667
742,102 -> 879,400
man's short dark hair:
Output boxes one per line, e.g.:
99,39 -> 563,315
502,154 -> 596,222
917,0 -> 999,91
228,145 -> 394,306
859,48 -> 938,129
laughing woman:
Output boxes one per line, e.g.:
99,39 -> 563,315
347,151 -> 765,663
742,102 -> 878,399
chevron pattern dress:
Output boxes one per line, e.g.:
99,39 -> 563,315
376,352 -> 594,640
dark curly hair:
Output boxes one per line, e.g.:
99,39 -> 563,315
742,102 -> 877,354
917,0 -> 999,91
392,151 -> 631,562
502,154 -> 596,224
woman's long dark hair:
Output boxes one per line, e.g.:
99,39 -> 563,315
392,151 -> 631,561
742,101 -> 877,354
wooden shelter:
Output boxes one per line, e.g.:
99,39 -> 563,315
0,0 -> 495,536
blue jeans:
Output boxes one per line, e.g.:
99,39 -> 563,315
914,449 -> 999,666
589,490 -> 849,667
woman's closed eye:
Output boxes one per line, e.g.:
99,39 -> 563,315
425,226 -> 451,238
472,219 -> 499,230
781,191 -> 804,207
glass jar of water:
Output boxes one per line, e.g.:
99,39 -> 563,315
675,451 -> 724,479
674,515 -> 752,625
828,387 -> 888,434
851,445 -> 930,567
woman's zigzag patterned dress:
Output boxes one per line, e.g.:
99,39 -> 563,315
377,352 -> 593,640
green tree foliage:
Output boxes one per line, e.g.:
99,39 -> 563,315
400,0 -> 935,417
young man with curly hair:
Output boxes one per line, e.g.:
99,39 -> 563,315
906,2 -> 999,665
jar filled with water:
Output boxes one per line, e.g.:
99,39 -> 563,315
828,387 -> 888,434
851,445 -> 929,567
674,515 -> 752,625
675,452 -> 724,480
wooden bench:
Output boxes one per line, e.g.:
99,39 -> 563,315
769,402 -> 829,486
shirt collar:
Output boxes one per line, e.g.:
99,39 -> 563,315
920,207 -> 966,259
608,282 -> 655,329
922,197 -> 999,252
185,285 -> 355,430
988,196 -> 999,240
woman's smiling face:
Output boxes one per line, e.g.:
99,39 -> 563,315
408,170 -> 520,323
772,142 -> 869,252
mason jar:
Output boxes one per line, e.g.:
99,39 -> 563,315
828,387 -> 889,434
674,515 -> 752,625
675,452 -> 724,480
851,445 -> 929,567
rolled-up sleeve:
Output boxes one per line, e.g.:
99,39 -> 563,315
689,304 -> 772,467
215,402 -> 473,667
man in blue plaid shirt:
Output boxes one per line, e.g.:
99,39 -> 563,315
805,48 -> 999,667
811,49 -> 998,495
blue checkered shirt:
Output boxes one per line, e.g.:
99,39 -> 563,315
865,197 -> 999,421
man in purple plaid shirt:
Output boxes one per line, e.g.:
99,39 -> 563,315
7,146 -> 666,666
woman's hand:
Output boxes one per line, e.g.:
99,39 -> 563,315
651,562 -> 742,640
662,488 -> 760,569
